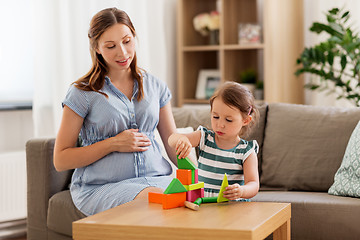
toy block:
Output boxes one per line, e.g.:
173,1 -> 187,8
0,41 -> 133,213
148,192 -> 164,204
177,156 -> 197,170
193,169 -> 198,183
194,198 -> 203,205
176,169 -> 192,185
163,178 -> 187,194
183,182 -> 204,191
186,188 -> 204,202
184,201 -> 199,211
162,192 -> 186,209
202,197 -> 218,203
217,173 -> 229,203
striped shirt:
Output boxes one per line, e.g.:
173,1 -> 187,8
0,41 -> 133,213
197,126 -> 259,198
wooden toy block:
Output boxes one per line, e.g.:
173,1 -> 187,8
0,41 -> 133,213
148,192 -> 163,204
193,198 -> 202,205
163,178 -> 187,194
183,182 -> 204,191
176,169 -> 192,185
217,173 -> 229,203
184,201 -> 199,211
162,192 -> 186,209
177,156 -> 197,170
186,188 -> 204,202
193,169 -> 198,183
201,197 -> 218,203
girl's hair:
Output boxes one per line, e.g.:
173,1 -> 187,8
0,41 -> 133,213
209,81 -> 259,138
74,7 -> 144,100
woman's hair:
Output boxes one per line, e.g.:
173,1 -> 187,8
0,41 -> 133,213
209,81 -> 259,138
74,7 -> 144,100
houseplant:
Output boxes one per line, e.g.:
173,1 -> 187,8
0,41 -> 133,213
239,68 -> 257,95
295,7 -> 360,107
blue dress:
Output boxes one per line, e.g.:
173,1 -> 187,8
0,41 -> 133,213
63,72 -> 173,216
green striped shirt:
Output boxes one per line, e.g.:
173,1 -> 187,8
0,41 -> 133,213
197,126 -> 258,198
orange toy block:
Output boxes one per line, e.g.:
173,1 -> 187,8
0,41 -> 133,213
176,169 -> 192,185
148,192 -> 163,204
163,192 -> 186,209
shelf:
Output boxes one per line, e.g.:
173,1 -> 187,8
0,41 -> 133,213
183,46 -> 220,51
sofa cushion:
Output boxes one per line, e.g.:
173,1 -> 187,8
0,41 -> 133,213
47,190 -> 86,236
329,121 -> 360,197
261,103 -> 360,191
252,191 -> 360,240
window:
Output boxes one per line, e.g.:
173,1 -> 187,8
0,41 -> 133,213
0,1 -> 34,103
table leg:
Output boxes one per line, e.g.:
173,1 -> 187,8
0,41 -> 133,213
273,220 -> 290,240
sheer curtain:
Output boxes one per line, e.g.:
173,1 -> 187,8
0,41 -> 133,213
303,0 -> 360,107
32,0 -> 176,137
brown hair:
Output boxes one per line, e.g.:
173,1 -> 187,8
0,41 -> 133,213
209,81 -> 259,138
74,7 -> 144,100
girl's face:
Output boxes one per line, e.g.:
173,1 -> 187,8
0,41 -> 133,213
211,97 -> 251,142
96,23 -> 135,72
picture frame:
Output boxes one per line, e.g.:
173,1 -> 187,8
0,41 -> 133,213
195,69 -> 221,99
238,23 -> 261,44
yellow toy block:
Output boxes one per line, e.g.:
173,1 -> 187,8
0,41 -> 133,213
217,173 -> 229,203
183,182 -> 204,191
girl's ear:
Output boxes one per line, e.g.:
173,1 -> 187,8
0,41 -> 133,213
243,115 -> 252,126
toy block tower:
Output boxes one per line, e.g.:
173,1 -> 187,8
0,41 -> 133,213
176,156 -> 204,202
148,156 -> 204,209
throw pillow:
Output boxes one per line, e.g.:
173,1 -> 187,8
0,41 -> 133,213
328,121 -> 360,197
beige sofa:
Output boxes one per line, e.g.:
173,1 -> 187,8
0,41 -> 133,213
26,103 -> 360,240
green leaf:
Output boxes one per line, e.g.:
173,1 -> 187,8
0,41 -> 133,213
340,54 -> 347,71
329,8 -> 339,15
341,11 -> 349,19
327,51 -> 334,65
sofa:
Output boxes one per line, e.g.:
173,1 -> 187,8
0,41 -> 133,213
26,102 -> 360,240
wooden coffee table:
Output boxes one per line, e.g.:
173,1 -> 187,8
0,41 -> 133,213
73,199 -> 291,240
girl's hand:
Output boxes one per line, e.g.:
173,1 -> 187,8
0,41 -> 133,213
112,129 -> 151,152
175,136 -> 192,159
222,183 -> 244,200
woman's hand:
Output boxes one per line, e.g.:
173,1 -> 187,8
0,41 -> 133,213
222,183 -> 244,200
175,136 -> 192,159
111,129 -> 151,152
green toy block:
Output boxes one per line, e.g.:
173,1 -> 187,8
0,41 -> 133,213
193,198 -> 203,205
177,156 -> 197,170
201,197 -> 218,203
217,173 -> 229,203
163,178 -> 187,194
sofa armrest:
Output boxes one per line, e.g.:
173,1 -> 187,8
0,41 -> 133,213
26,138 -> 73,239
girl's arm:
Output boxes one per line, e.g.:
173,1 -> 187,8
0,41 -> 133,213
53,106 -> 151,171
223,152 -> 260,200
157,102 -> 178,166
168,129 -> 201,159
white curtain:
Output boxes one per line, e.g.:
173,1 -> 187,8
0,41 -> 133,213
32,0 -> 176,137
303,0 -> 360,107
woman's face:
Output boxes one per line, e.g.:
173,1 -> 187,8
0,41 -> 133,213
96,23 -> 135,73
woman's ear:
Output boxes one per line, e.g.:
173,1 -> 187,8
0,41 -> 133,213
243,115 -> 252,126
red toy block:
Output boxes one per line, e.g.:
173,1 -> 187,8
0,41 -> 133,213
193,169 -> 198,183
186,188 -> 204,202
148,192 -> 163,204
176,169 -> 192,185
162,192 -> 186,209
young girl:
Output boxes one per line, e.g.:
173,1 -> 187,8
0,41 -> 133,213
168,82 -> 260,201
53,8 -> 178,216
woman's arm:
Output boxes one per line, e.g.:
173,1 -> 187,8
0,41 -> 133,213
53,106 -> 151,171
157,102 -> 178,166
223,152 -> 260,200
